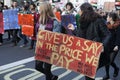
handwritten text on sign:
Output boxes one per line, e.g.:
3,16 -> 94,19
35,30 -> 103,78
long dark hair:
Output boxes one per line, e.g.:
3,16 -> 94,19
80,3 -> 101,23
66,2 -> 74,10
108,12 -> 119,21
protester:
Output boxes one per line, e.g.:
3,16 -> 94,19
35,2 -> 61,80
0,1 -> 3,12
19,5 -> 30,47
68,3 -> 111,80
53,7 -> 62,21
29,3 -> 39,49
3,5 -> 13,41
11,1 -> 21,46
62,2 -> 77,15
103,12 -> 120,80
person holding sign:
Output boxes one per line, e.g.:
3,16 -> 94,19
61,2 -> 77,35
68,3 -> 111,80
29,3 -> 39,49
103,12 -> 120,80
19,5 -> 30,47
35,2 -> 61,80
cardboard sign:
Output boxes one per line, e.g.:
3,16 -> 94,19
22,25 -> 34,37
3,9 -> 20,30
18,13 -> 34,26
0,13 -> 4,34
104,2 -> 115,12
35,30 -> 103,78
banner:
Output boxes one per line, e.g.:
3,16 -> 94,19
61,14 -> 77,27
0,13 -> 4,34
18,13 -> 34,26
35,30 -> 103,78
22,25 -> 34,37
3,9 -> 20,30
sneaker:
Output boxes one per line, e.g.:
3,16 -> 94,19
113,67 -> 119,77
0,43 -> 2,46
28,46 -> 33,50
20,44 -> 26,47
103,75 -> 109,80
52,75 -> 58,80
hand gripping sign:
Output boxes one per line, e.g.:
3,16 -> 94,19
35,30 -> 103,79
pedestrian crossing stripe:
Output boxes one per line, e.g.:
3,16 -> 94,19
0,57 -> 103,80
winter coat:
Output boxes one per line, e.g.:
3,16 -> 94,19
73,18 -> 111,68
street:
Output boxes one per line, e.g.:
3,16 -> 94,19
0,37 -> 120,80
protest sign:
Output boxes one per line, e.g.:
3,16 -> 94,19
22,25 -> 34,37
35,30 -> 103,78
3,9 -> 20,30
18,13 -> 34,26
0,13 -> 4,34
61,14 -> 76,27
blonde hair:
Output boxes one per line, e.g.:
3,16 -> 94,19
39,2 -> 55,25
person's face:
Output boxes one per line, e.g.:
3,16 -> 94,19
107,15 -> 112,22
66,5 -> 71,10
53,7 -> 57,13
78,9 -> 82,16
21,6 -> 25,11
30,5 -> 34,9
13,2 -> 17,7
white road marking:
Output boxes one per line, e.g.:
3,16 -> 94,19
95,77 -> 103,80
27,66 -> 62,80
58,70 -> 71,79
0,57 -> 34,71
72,75 -> 84,80
0,65 -> 25,74
0,57 -> 103,80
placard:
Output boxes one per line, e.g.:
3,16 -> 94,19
61,14 -> 77,27
18,13 -> 34,26
35,30 -> 103,78
3,9 -> 20,30
22,25 -> 34,37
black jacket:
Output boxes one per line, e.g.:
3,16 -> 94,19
115,26 -> 120,48
75,18 -> 111,47
73,18 -> 111,68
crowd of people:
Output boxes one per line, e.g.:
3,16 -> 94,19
0,1 -> 120,80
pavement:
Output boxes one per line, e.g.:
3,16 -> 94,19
0,34 -> 120,80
